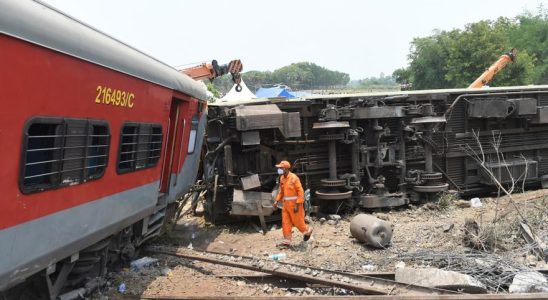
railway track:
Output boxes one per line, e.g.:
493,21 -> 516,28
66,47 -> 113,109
126,295 -> 548,300
145,246 -> 462,296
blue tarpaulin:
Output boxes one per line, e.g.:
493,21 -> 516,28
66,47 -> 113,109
255,87 -> 295,98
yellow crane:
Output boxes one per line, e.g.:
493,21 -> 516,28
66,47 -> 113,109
469,48 -> 517,88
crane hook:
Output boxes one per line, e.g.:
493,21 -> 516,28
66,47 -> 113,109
232,72 -> 243,92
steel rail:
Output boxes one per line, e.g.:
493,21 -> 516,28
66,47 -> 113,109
147,248 -> 385,295
126,294 -> 548,300
145,247 -> 460,296
155,247 -> 456,294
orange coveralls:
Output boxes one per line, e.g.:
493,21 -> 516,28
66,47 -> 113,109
275,172 -> 309,241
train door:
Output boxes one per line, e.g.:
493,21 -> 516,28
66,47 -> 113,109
159,98 -> 190,193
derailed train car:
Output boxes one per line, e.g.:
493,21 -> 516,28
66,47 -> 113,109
203,85 -> 548,222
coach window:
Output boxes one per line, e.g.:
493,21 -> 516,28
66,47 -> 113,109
187,115 -> 199,154
117,123 -> 163,174
20,117 -> 110,194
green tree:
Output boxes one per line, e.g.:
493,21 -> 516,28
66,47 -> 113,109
206,82 -> 220,103
397,9 -> 545,89
509,7 -> 548,84
242,70 -> 272,92
211,76 -> 233,94
392,67 -> 412,85
217,62 -> 350,92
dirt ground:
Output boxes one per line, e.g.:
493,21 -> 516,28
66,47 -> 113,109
98,189 -> 548,298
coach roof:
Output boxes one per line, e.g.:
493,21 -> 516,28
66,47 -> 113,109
0,0 -> 207,101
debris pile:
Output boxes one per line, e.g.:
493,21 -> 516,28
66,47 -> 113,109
397,250 -> 547,292
395,267 -> 487,293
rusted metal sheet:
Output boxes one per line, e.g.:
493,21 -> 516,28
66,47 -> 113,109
233,105 -> 301,138
234,104 -> 284,131
241,174 -> 261,190
352,106 -> 405,119
230,190 -> 275,216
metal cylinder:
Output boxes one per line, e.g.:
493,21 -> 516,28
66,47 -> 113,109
224,145 -> 234,176
328,140 -> 337,180
399,126 -> 407,190
350,121 -> 360,181
350,214 -> 393,248
424,144 -> 432,172
424,125 -> 433,173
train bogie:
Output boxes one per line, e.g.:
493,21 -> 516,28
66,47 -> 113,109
204,86 -> 548,221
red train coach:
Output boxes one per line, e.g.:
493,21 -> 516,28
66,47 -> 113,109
0,0 -> 207,297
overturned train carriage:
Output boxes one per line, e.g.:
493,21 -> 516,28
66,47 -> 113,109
203,85 -> 548,221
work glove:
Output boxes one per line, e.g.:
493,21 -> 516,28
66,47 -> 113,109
294,204 -> 299,213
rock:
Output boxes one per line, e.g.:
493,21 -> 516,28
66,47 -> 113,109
304,287 -> 314,294
455,200 -> 470,208
130,257 -> 159,271
250,222 -> 262,233
328,214 -> 341,221
236,280 -> 246,287
509,271 -> 548,293
319,217 -> 326,224
424,202 -> 437,210
304,268 -> 312,274
160,267 -> 172,276
270,224 -> 277,231
375,213 -> 390,221
327,220 -> 337,225
362,264 -> 377,271
443,223 -> 454,232
395,267 -> 486,291
470,197 -> 482,208
312,270 -> 319,277
526,255 -> 539,267
395,261 -> 406,269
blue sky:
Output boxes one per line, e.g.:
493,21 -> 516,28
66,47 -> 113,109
43,0 -> 545,79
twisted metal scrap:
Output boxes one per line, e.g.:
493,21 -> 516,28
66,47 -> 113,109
396,250 -> 537,292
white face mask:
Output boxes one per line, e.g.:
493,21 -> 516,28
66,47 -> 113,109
277,168 -> 285,175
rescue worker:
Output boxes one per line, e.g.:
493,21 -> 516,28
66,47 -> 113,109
273,160 -> 313,247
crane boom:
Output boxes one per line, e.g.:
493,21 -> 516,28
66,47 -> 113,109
181,59 -> 243,91
469,48 -> 517,88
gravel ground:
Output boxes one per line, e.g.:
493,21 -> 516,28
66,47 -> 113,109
95,189 -> 548,298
